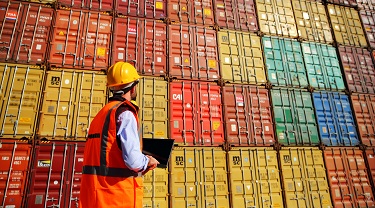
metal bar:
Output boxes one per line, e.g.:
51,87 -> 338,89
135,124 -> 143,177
53,71 -> 64,138
75,72 -> 84,140
0,64 -> 9,136
1,141 -> 17,208
65,71 -> 76,139
44,143 -> 56,208
198,82 -> 204,145
57,143 -> 68,208
2,66 -> 18,136
92,13 -> 101,68
15,4 -> 31,62
86,73 -> 95,138
13,66 -> 29,136
233,85 -> 242,145
69,144 -> 78,208
81,12 -> 91,68
63,10 -> 72,67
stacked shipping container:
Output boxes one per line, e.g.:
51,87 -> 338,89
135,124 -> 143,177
0,0 -> 375,207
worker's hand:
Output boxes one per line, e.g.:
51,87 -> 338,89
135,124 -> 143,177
143,155 -> 159,175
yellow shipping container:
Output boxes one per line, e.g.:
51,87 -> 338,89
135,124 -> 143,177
37,69 -> 107,140
228,147 -> 284,208
0,63 -> 44,139
170,147 -> 229,208
143,168 -> 169,208
293,0 -> 333,44
280,147 -> 332,208
218,30 -> 266,85
256,0 -> 298,38
136,77 -> 168,139
328,4 -> 367,47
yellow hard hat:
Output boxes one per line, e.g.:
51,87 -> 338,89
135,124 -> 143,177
107,62 -> 140,88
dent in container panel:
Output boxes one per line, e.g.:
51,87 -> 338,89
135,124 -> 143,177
214,0 -> 258,32
48,10 -> 112,70
313,92 -> 359,146
112,17 -> 167,76
0,139 -> 32,208
115,0 -> 167,19
218,30 -> 266,84
26,141 -> 84,208
302,42 -> 345,91
271,89 -> 320,145
324,147 -> 375,208
169,24 -> 219,80
357,0 -> 375,10
170,147 -> 229,208
222,85 -> 275,146
292,0 -> 333,44
256,0 -> 298,38
143,168 -> 169,208
228,147 -> 283,208
136,77 -> 168,139
37,69 -> 107,140
168,0 -> 214,25
328,4 -> 367,47
280,147 -> 332,208
0,64 -> 44,139
0,1 -> 54,64
57,0 -> 113,11
169,81 -> 224,146
338,46 -> 375,94
263,36 -> 308,88
351,94 -> 375,147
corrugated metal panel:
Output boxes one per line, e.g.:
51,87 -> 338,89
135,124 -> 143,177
170,81 -> 224,146
361,10 -> 375,49
357,0 -> 375,10
136,77 -> 168,139
313,92 -> 359,146
0,139 -> 32,208
170,147 -> 229,208
25,0 -> 56,4
0,2 -> 54,64
328,4 -> 367,47
324,147 -> 375,207
218,30 -> 266,84
0,64 -> 44,139
292,0 -> 333,44
143,168 -> 169,208
168,0 -> 214,25
326,0 -> 357,6
223,85 -> 275,146
263,36 -> 308,87
351,94 -> 375,146
57,0 -> 113,11
112,17 -> 167,76
271,89 -> 319,145
365,148 -> 375,193
169,24 -> 219,80
301,42 -> 345,91
37,69 -> 107,140
256,0 -> 298,38
26,141 -> 85,208
280,147 -> 332,208
214,0 -> 258,32
115,0 -> 167,19
48,10 -> 112,70
338,46 -> 375,94
228,147 -> 283,208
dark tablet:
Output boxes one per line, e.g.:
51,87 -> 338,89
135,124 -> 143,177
142,138 -> 175,168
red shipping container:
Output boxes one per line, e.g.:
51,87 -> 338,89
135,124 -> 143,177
361,10 -> 375,49
48,10 -> 112,70
168,0 -> 214,25
338,46 -> 375,94
115,0 -> 167,19
26,141 -> 84,208
214,0 -> 258,32
57,0 -> 113,11
324,148 -> 375,208
351,94 -> 375,146
169,24 -> 219,80
112,17 -> 167,76
0,139 -> 32,208
170,81 -> 224,145
365,148 -> 375,193
357,0 -> 375,10
326,0 -> 357,6
222,85 -> 274,146
0,1 -> 54,64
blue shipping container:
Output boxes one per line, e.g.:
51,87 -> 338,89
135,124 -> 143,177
313,92 -> 359,146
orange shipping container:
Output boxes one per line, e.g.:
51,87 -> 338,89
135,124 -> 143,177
365,148 -> 375,194
351,94 -> 375,146
168,0 -> 214,25
324,148 -> 375,207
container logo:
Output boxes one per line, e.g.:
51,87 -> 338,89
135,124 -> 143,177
38,160 -> 51,167
175,156 -> 184,165
128,27 -> 136,34
5,11 -> 17,20
232,156 -> 241,165
283,155 -> 291,163
51,76 -> 61,85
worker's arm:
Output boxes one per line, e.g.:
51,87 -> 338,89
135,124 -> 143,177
117,111 -> 158,172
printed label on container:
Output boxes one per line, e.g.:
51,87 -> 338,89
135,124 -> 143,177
213,121 -> 220,130
97,48 -> 106,57
128,27 -> 136,34
156,2 -> 163,9
5,11 -> 17,20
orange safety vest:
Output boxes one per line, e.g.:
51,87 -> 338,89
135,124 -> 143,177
79,99 -> 143,208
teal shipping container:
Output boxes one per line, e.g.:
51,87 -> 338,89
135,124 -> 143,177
301,42 -> 345,91
263,36 -> 308,88
271,88 -> 319,145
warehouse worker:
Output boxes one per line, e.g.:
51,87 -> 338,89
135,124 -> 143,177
79,62 -> 159,208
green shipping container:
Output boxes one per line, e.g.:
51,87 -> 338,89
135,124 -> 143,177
263,36 -> 308,88
271,89 -> 319,145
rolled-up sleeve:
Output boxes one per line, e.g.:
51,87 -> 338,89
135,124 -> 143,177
117,111 -> 149,172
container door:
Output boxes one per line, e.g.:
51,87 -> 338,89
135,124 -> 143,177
351,94 -> 375,146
